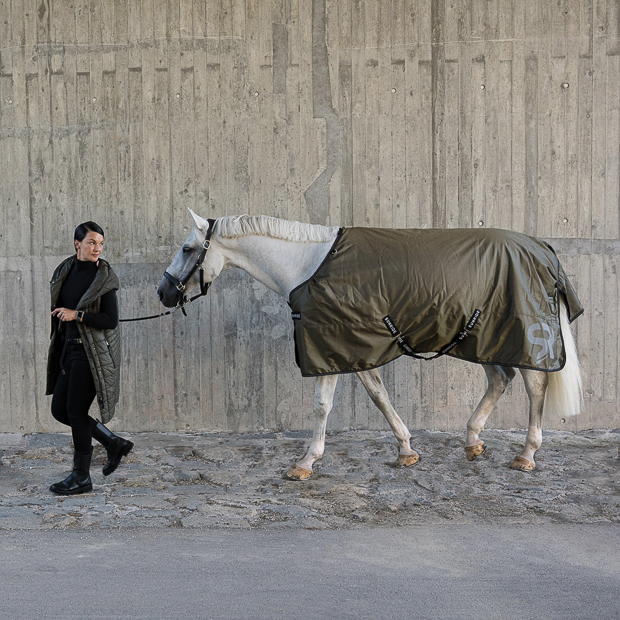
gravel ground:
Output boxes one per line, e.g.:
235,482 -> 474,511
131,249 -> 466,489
1,428 -> 619,530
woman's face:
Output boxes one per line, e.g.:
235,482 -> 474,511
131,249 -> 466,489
75,231 -> 104,262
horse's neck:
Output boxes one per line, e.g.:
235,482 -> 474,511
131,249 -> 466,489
219,233 -> 337,297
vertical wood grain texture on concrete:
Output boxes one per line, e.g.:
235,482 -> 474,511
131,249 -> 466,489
0,1 -> 618,433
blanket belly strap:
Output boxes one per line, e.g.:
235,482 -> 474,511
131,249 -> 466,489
383,309 -> 481,361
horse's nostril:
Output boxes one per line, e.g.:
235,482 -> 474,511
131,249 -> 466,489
158,288 -> 164,301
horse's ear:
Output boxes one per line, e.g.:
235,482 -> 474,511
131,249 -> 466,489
188,208 -> 210,233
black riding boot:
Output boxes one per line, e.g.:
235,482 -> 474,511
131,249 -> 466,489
91,420 -> 134,476
50,449 -> 93,495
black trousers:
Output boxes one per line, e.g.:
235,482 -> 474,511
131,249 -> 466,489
51,344 -> 97,454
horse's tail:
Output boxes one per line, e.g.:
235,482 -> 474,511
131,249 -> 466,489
544,295 -> 583,418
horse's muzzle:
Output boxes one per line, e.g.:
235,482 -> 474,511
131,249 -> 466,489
157,279 -> 179,308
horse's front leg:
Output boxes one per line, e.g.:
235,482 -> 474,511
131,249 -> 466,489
510,369 -> 548,471
357,369 -> 419,467
286,374 -> 339,480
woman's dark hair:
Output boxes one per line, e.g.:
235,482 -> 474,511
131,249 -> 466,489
74,221 -> 105,245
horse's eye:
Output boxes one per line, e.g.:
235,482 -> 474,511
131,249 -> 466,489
182,246 -> 192,253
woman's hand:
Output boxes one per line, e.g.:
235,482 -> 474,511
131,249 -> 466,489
52,307 -> 79,322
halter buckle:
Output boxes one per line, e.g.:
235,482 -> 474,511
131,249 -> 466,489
175,281 -> 186,292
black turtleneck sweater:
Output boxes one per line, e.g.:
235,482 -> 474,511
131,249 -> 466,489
56,259 -> 118,340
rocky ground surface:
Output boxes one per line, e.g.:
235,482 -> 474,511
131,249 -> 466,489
1,429 -> 619,530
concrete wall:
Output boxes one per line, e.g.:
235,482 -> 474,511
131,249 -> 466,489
0,1 -> 618,434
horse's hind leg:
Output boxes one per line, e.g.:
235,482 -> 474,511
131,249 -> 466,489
286,374 -> 339,480
465,365 -> 516,461
510,369 -> 548,471
357,369 -> 419,467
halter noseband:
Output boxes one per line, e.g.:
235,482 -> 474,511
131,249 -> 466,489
163,219 -> 217,310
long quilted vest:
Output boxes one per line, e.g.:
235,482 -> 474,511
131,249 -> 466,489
289,227 -> 583,377
46,256 -> 121,424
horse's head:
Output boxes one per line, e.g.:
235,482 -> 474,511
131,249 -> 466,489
157,210 -> 224,308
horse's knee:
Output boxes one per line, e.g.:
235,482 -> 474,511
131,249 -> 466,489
362,376 -> 385,401
365,384 -> 381,402
314,399 -> 332,420
358,370 -> 388,400
313,382 -> 337,417
370,393 -> 392,413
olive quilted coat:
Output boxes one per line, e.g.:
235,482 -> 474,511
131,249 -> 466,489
46,256 -> 121,424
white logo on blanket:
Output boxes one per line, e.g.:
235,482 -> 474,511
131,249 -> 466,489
527,322 -> 555,363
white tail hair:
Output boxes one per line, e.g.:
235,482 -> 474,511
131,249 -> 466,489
544,296 -> 583,418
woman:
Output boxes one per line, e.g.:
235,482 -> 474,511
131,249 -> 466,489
46,221 -> 133,495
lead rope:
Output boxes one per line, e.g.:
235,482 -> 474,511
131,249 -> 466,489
118,298 -> 194,322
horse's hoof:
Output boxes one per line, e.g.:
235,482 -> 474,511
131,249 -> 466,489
396,452 -> 419,467
465,442 -> 486,461
286,465 -> 313,480
510,456 -> 535,471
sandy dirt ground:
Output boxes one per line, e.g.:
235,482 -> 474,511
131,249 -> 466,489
1,428 -> 619,530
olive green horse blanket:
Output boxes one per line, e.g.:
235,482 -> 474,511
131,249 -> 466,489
289,227 -> 583,377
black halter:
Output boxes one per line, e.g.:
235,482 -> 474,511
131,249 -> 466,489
118,219 -> 217,323
162,218 -> 217,313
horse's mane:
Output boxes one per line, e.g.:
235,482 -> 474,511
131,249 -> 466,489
213,215 -> 338,243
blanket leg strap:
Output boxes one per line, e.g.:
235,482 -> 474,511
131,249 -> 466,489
383,310 -> 481,361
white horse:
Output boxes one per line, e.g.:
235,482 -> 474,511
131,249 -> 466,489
157,210 -> 582,478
